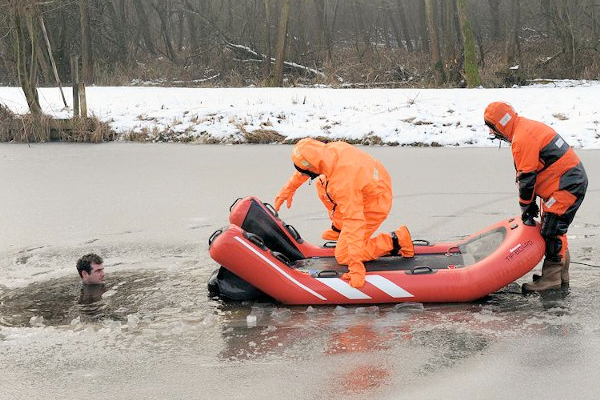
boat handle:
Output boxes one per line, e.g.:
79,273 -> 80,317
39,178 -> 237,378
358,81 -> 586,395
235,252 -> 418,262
445,246 -> 461,256
229,197 -> 243,212
284,224 -> 303,243
208,229 -> 223,246
322,241 -> 337,248
272,251 -> 291,265
263,202 -> 280,219
407,266 -> 435,275
317,270 -> 339,278
413,239 -> 431,246
244,232 -> 268,250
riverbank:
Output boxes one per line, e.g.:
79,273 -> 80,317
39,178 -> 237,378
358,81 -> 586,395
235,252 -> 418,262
1,82 -> 599,147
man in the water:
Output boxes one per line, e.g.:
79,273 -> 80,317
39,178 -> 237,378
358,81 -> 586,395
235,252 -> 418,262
76,253 -> 105,285
76,253 -> 106,305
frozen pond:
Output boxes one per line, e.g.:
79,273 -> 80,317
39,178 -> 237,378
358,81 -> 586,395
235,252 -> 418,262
1,143 -> 599,399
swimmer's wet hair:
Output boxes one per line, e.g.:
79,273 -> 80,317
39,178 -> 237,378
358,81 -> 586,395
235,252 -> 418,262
76,253 -> 104,277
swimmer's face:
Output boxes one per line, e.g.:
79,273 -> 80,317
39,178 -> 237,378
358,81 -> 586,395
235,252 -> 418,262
82,262 -> 105,285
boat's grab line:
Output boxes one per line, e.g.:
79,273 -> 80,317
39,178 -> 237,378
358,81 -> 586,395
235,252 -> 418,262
234,236 -> 327,301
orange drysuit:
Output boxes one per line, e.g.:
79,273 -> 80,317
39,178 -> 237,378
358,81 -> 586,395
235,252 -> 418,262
484,102 -> 587,261
274,138 -> 414,288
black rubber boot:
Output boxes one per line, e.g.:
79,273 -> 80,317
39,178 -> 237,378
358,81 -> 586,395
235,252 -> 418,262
523,258 -> 563,293
533,250 -> 570,285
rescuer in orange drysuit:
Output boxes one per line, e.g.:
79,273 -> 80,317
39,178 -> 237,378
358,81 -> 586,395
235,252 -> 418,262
484,102 -> 587,292
274,138 -> 414,288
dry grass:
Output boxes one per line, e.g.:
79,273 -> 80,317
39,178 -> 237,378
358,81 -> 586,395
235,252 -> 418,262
552,113 -> 569,121
232,121 -> 285,144
0,106 -> 115,143
0,113 -> 52,143
243,128 -> 285,144
0,104 -> 16,141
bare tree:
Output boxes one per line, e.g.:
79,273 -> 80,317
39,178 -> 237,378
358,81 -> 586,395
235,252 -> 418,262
3,0 -> 600,90
10,1 -> 42,114
263,0 -> 273,78
274,0 -> 291,86
505,0 -> 524,84
424,0 -> 446,85
79,0 -> 94,83
488,0 -> 501,39
456,0 -> 481,87
313,0 -> 333,60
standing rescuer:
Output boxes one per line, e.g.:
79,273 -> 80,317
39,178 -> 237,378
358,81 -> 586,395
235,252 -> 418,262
274,138 -> 414,288
484,102 -> 588,292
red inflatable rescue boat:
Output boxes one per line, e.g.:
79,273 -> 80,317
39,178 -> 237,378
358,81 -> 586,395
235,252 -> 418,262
208,197 -> 545,305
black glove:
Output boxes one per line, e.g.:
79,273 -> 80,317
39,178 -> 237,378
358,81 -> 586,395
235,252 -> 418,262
520,201 -> 539,226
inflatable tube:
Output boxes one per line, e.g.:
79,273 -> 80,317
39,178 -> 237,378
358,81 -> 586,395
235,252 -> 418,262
209,197 -> 545,305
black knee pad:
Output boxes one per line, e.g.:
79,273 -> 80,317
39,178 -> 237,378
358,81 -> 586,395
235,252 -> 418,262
541,213 -> 568,238
544,237 -> 562,262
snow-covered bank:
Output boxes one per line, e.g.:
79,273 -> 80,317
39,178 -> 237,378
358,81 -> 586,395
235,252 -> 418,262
1,81 -> 599,148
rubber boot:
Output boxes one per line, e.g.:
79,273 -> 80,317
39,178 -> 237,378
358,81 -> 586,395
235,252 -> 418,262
321,225 -> 340,241
341,262 -> 366,288
390,225 -> 414,258
562,250 -> 570,284
532,250 -> 570,284
522,258 -> 563,293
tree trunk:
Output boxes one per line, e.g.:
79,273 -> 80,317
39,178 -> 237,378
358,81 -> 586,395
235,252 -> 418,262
351,0 -> 371,58
424,0 -> 446,85
134,0 -> 156,55
488,0 -> 501,39
505,0 -> 522,67
541,0 -> 552,34
12,5 -> 42,114
187,6 -> 200,56
152,2 -> 177,63
274,0 -> 291,86
79,0 -> 94,83
39,15 -> 68,107
412,0 -> 428,52
504,0 -> 525,85
313,0 -> 333,60
548,0 -> 578,70
386,0 -> 409,52
396,1 -> 414,52
442,0 -> 463,85
329,0 -> 341,52
106,0 -> 128,66
456,0 -> 481,87
177,10 -> 184,52
263,0 -> 272,78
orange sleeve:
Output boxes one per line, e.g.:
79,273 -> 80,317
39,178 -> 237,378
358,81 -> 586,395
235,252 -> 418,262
287,170 -> 309,191
512,138 -> 539,174
512,139 -> 538,205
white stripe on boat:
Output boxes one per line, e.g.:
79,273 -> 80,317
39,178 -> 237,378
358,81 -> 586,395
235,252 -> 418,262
365,275 -> 414,298
315,278 -> 372,300
234,236 -> 327,301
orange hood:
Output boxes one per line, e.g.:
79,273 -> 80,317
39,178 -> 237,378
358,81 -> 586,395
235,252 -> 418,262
291,138 -> 336,176
484,102 -> 518,142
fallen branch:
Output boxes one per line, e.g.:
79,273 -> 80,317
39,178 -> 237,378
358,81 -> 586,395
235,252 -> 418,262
182,2 -> 325,79
227,43 -> 325,79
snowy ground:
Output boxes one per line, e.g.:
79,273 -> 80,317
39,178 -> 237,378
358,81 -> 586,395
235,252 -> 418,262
1,80 -> 599,148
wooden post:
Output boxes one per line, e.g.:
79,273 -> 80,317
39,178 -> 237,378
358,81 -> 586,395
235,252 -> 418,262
79,83 -> 87,118
71,54 -> 80,117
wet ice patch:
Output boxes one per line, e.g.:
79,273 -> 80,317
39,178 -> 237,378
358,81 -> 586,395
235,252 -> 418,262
355,305 -> 379,314
392,302 -> 425,312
